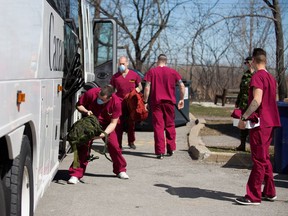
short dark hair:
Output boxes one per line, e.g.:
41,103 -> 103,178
244,56 -> 252,64
100,85 -> 114,98
245,56 -> 252,61
252,48 -> 266,64
157,54 -> 167,61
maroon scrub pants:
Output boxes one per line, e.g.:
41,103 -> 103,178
116,100 -> 136,146
69,130 -> 127,178
152,102 -> 176,155
245,127 -> 276,202
116,117 -> 136,146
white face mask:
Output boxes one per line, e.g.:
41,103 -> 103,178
118,65 -> 126,73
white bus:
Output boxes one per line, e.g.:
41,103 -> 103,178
0,0 -> 117,215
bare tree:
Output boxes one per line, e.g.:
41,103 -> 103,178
92,0 -> 189,71
195,32 -> 238,101
263,0 -> 287,100
183,0 -> 287,100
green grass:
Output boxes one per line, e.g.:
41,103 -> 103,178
189,104 -> 234,117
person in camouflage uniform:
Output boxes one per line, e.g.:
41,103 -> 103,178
235,56 -> 254,151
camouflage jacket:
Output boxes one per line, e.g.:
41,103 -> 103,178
236,70 -> 253,110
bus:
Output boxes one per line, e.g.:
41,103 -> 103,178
0,0 -> 117,215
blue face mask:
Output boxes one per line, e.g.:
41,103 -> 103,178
118,65 -> 126,73
97,98 -> 105,105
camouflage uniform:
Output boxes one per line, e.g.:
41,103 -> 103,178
236,70 -> 253,110
235,69 -> 253,151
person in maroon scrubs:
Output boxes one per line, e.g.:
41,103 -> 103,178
68,85 -> 129,184
110,56 -> 142,149
143,54 -> 185,159
235,48 -> 281,205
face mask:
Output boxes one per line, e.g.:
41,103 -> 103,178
118,65 -> 126,73
251,62 -> 257,72
97,98 -> 105,105
243,65 -> 249,71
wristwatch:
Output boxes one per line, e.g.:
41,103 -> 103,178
240,116 -> 246,121
144,101 -> 148,104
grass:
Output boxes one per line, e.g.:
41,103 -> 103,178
207,146 -> 274,155
189,103 -> 236,137
189,103 -> 275,155
207,146 -> 250,153
189,103 -> 234,118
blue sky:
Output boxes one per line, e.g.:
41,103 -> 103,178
114,0 -> 288,68
163,0 -> 288,67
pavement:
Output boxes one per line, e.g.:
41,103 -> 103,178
34,103 -> 288,216
187,102 -> 253,168
188,102 -> 274,168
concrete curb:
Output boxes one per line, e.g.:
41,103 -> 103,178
188,113 -> 252,168
187,115 -> 211,160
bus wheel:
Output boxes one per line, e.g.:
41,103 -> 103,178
4,135 -> 34,216
0,177 -> 6,216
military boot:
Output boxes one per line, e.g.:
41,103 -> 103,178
236,129 -> 248,151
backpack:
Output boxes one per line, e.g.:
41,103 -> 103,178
124,89 -> 148,122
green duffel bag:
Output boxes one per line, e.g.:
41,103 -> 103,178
67,115 -> 109,168
67,115 -> 103,147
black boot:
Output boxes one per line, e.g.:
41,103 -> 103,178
236,143 -> 245,151
236,129 -> 248,151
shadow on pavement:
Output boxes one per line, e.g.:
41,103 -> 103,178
122,150 -> 157,159
84,173 -> 116,178
274,174 -> 288,189
52,169 -> 116,184
53,169 -> 70,183
154,183 -> 236,202
221,153 -> 252,169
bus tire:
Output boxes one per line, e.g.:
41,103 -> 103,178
0,177 -> 6,216
4,135 -> 34,216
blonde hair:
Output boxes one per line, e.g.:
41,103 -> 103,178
119,56 -> 129,65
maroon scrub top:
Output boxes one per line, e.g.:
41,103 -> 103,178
110,70 -> 141,99
248,69 -> 281,128
144,66 -> 182,105
77,87 -> 122,126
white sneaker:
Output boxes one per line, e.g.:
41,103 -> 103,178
118,172 -> 129,179
265,195 -> 277,201
67,176 -> 79,184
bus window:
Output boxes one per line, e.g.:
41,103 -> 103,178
62,24 -> 81,100
93,19 -> 117,87
46,0 -> 79,27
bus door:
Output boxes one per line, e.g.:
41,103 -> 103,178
93,19 -> 117,87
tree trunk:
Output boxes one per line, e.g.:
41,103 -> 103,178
272,0 -> 287,100
94,0 -> 101,19
264,0 -> 287,100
